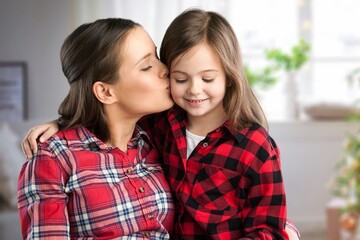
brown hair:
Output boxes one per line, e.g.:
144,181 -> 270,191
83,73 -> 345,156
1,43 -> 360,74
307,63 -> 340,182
58,18 -> 140,141
160,8 -> 268,130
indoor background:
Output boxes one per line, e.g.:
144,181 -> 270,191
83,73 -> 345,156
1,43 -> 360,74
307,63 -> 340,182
0,0 -> 359,239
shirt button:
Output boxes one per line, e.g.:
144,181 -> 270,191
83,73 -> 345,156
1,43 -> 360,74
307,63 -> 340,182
139,187 -> 145,193
144,232 -> 151,237
147,213 -> 154,219
126,168 -> 133,174
202,142 -> 208,147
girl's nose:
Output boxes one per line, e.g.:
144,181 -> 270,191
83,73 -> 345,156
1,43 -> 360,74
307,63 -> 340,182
188,80 -> 202,95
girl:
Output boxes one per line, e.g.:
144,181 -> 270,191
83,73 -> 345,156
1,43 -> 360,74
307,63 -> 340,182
146,8 -> 288,239
23,9 -> 297,239
17,18 -> 175,239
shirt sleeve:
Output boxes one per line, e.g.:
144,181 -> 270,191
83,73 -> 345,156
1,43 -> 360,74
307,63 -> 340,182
17,146 -> 69,239
241,135 -> 289,239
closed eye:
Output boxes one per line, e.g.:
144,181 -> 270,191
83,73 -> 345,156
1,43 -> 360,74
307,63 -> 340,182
175,79 -> 187,83
141,66 -> 152,71
203,78 -> 214,82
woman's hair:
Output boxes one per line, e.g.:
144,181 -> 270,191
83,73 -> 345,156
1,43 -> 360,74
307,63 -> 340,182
160,9 -> 268,130
58,18 -> 140,141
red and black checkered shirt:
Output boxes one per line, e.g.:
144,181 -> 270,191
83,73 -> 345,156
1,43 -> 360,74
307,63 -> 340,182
140,106 -> 288,239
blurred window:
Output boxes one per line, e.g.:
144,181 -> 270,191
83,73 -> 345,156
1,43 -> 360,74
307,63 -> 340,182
102,0 -> 360,120
311,0 -> 360,101
225,0 -> 360,120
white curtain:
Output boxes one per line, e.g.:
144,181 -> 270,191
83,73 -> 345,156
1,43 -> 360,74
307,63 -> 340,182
67,0 -> 230,46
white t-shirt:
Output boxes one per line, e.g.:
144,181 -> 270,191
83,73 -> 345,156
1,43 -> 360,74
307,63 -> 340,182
186,129 -> 206,159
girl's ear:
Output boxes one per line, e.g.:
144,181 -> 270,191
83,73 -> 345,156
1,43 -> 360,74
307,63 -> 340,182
92,81 -> 117,105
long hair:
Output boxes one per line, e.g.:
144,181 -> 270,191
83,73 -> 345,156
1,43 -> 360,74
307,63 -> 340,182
59,18 -> 140,141
160,9 -> 268,130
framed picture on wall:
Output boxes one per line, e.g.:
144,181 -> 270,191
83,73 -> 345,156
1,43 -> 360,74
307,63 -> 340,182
0,62 -> 27,122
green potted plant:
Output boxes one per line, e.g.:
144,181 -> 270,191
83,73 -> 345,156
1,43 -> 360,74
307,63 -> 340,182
244,40 -> 311,118
331,111 -> 360,235
264,39 -> 311,118
244,65 -> 278,90
244,39 -> 311,90
265,39 -> 310,73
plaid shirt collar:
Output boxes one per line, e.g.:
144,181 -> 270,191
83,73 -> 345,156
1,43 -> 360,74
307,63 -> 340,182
65,125 -> 152,153
167,105 -> 249,144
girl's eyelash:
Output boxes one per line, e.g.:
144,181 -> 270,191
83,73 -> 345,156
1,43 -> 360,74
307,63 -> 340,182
203,78 -> 214,82
175,79 -> 187,83
141,66 -> 152,71
174,78 -> 213,83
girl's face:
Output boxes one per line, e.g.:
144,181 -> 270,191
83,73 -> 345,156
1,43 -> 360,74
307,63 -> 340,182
170,43 -> 227,123
114,27 -> 173,117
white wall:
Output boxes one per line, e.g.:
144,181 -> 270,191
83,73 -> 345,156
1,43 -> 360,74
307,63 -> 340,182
0,0 -> 71,120
270,120 -> 359,233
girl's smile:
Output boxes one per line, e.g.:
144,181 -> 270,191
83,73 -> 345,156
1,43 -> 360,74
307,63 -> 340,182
185,98 -> 208,105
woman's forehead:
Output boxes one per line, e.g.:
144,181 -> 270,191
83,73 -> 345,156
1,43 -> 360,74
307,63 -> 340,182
121,27 -> 155,63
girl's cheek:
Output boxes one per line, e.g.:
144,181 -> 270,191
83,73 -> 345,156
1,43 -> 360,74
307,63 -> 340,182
170,88 -> 176,97
169,80 -> 176,95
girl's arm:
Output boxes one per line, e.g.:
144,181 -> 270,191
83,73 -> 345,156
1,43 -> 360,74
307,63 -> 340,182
240,132 -> 289,239
23,111 -> 169,158
22,120 -> 59,158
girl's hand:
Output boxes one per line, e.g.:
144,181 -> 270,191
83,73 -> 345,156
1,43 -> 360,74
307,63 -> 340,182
22,120 -> 59,159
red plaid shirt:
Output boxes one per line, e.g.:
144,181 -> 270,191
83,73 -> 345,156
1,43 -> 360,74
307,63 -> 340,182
17,126 -> 175,239
140,106 -> 288,239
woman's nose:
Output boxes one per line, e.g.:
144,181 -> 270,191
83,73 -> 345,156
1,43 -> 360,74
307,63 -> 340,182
159,63 -> 169,79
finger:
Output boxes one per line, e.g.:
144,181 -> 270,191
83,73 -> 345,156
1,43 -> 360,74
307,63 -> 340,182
27,128 -> 37,156
39,127 -> 54,143
22,130 -> 34,159
27,127 -> 46,154
22,121 -> 59,157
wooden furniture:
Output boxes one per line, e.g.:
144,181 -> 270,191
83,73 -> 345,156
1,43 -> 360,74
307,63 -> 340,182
326,198 -> 346,240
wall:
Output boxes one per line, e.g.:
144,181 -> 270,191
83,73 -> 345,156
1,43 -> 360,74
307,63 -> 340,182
270,120 -> 359,233
0,0 -> 71,120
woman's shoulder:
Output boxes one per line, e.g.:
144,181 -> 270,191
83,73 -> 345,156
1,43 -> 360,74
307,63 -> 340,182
38,126 -> 87,154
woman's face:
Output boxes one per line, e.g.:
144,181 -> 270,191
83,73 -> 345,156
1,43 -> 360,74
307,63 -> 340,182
114,27 -> 173,117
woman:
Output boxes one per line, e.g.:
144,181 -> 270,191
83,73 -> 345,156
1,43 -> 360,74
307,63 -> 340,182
17,18 -> 175,239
